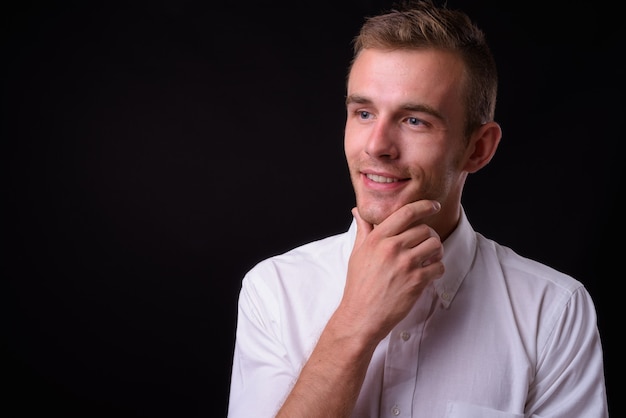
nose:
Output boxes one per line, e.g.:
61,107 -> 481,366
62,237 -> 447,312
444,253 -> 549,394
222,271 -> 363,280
365,119 -> 399,159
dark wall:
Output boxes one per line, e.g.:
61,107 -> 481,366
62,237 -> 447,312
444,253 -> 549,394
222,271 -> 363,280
4,1 -> 622,416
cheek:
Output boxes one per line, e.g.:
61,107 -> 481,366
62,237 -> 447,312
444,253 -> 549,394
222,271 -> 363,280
343,129 -> 360,162
406,148 -> 457,185
428,152 -> 466,190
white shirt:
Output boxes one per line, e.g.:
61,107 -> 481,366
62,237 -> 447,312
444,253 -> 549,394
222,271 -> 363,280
228,209 -> 608,417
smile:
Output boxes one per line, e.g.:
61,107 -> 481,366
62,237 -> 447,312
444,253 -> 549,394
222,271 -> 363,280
366,173 -> 399,183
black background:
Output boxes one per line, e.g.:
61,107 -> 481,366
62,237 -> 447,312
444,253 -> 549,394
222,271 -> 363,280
4,1 -> 623,416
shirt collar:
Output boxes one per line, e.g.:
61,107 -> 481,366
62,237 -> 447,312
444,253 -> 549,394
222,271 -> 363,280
435,207 -> 476,308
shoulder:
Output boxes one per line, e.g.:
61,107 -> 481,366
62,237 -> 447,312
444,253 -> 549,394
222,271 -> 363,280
242,222 -> 355,291
475,232 -> 584,295
236,225 -> 354,322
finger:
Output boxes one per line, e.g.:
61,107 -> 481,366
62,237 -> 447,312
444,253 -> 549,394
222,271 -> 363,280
418,258 -> 445,284
377,199 -> 441,237
352,207 -> 373,249
401,223 -> 441,249
418,236 -> 444,267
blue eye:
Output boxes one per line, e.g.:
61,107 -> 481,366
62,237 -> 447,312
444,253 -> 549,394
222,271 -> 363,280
407,117 -> 422,126
359,111 -> 372,120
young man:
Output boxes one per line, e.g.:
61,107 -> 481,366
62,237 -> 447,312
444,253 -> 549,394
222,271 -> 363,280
227,1 -> 608,416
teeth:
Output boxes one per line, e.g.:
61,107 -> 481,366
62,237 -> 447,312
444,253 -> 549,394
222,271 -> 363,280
367,174 -> 398,183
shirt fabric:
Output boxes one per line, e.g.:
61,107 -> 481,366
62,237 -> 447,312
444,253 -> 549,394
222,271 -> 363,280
227,208 -> 608,417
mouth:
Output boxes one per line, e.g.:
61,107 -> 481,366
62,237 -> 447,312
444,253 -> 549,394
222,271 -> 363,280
361,172 -> 410,191
366,173 -> 399,183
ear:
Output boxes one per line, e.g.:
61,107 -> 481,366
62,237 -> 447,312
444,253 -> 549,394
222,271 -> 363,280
463,121 -> 502,173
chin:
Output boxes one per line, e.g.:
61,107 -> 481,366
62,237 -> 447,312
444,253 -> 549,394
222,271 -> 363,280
356,205 -> 395,226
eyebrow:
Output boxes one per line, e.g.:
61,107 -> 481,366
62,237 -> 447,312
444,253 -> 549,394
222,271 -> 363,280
345,94 -> 445,121
345,94 -> 370,106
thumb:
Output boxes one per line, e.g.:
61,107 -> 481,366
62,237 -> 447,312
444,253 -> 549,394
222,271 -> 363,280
351,207 -> 373,248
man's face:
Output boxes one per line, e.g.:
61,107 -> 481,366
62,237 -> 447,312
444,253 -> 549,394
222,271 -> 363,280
344,48 -> 470,226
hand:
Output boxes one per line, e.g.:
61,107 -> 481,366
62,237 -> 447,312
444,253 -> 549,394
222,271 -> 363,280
339,200 -> 445,343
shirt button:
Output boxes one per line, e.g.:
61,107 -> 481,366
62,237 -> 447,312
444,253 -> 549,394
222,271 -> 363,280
400,331 -> 410,341
441,292 -> 451,301
391,405 -> 401,416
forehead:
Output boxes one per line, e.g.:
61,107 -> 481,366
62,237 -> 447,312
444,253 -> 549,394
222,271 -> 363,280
347,48 -> 467,108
